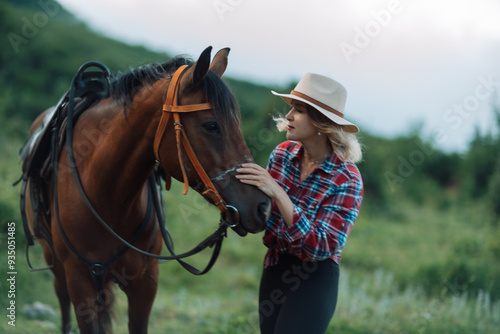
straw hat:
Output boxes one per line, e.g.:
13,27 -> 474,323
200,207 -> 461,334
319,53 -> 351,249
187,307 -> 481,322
272,73 -> 359,133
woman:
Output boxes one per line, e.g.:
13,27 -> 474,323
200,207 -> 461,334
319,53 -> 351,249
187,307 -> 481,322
236,73 -> 363,334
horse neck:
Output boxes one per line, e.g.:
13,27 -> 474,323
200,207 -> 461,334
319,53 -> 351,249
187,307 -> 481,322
88,82 -> 166,204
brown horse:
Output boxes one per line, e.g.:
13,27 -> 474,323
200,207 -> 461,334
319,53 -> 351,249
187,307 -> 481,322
20,47 -> 271,333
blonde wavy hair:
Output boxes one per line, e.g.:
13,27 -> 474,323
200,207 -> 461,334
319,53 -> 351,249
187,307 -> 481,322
274,104 -> 363,163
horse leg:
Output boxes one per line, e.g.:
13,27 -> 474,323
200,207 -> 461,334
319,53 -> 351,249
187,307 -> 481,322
51,257 -> 72,333
26,182 -> 72,332
121,261 -> 159,334
65,263 -> 115,334
37,240 -> 72,334
55,275 -> 72,334
96,281 -> 116,334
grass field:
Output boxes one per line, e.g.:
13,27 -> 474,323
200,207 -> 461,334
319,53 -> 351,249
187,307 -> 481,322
3,244 -> 500,334
1,134 -> 500,333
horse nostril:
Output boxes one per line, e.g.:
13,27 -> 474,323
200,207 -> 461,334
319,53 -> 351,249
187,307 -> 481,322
258,199 -> 271,222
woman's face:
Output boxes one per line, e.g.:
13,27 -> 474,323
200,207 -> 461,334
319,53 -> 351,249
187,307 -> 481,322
285,100 -> 318,142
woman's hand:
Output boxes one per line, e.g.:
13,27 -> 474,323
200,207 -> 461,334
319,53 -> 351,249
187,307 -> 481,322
235,163 -> 279,199
236,163 -> 295,226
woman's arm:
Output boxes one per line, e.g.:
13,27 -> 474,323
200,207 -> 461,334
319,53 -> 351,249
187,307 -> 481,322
238,162 -> 363,262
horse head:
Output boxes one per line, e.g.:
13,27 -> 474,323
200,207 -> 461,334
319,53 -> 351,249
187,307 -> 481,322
155,47 -> 271,236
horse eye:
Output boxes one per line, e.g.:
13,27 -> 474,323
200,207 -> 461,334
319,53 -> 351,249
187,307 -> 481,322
203,121 -> 221,134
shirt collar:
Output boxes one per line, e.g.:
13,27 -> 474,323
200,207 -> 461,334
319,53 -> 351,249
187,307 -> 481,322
290,141 -> 342,174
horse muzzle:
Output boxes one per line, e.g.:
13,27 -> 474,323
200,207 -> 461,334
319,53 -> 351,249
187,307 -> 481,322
209,165 -> 271,236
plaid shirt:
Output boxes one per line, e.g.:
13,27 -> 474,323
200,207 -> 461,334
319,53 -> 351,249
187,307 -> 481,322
263,141 -> 363,268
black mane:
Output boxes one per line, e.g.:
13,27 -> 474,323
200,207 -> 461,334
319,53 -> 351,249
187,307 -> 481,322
109,56 -> 240,130
110,55 -> 191,106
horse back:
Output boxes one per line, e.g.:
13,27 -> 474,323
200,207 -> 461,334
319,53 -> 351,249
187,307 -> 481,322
19,64 -> 112,249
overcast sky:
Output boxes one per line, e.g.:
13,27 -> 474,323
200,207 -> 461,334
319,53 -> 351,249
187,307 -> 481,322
58,0 -> 500,152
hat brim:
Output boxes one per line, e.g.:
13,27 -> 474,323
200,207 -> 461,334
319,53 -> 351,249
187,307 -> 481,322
272,91 -> 359,133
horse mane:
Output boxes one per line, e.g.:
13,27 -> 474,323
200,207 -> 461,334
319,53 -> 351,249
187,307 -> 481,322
110,55 -> 241,131
110,55 -> 190,105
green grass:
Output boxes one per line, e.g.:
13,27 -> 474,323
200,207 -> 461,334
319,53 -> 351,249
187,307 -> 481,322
3,264 -> 499,333
343,201 -> 500,299
0,129 -> 24,225
1,132 -> 500,333
3,196 -> 500,334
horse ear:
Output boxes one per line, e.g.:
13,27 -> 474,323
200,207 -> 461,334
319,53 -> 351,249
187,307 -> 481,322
183,46 -> 212,87
209,48 -> 230,77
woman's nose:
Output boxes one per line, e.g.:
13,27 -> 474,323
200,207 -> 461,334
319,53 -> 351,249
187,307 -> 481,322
286,108 -> 293,120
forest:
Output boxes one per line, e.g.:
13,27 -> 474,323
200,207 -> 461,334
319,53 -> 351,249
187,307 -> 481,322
1,0 -> 499,333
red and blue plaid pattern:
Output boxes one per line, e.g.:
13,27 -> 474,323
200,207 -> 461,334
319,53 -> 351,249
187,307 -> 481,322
263,141 -> 363,268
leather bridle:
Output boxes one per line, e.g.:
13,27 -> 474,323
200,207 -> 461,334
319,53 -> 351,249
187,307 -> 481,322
20,61 -> 245,279
153,65 -> 238,224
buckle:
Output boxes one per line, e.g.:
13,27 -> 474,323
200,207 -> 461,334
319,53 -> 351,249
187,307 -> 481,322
221,205 -> 240,228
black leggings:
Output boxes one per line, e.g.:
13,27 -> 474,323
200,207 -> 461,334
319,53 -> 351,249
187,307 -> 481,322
258,255 -> 339,334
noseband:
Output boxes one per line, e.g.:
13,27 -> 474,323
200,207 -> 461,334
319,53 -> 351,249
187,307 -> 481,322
153,65 -> 237,222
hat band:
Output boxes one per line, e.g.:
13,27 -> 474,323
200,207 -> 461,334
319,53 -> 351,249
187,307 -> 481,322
291,90 -> 344,118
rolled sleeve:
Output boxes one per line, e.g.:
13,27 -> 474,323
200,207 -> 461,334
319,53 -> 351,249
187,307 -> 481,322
281,178 -> 363,263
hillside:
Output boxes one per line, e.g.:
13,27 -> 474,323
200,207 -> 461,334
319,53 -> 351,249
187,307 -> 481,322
1,0 -> 276,133
1,1 -> 500,332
